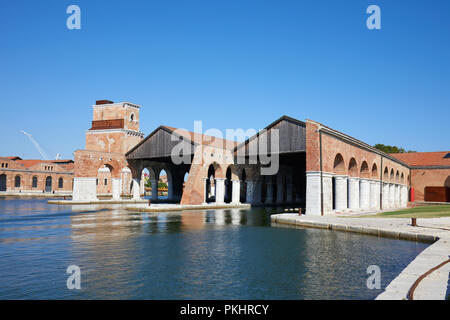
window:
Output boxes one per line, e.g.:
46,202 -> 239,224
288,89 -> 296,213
96,179 -> 98,186
104,178 -> 108,185
15,175 -> 21,188
5,163 -> 8,168
130,113 -> 135,122
58,178 -> 64,189
32,176 -> 38,188
1,163 -> 4,168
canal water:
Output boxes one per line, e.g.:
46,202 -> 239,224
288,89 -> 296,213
0,198 -> 428,300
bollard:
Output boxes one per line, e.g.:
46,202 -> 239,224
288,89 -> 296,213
298,208 -> 302,216
411,218 -> 417,227
148,199 -> 151,207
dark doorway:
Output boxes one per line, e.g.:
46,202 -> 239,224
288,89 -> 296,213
45,177 -> 52,193
0,174 -> 6,191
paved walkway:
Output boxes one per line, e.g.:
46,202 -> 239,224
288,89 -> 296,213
271,214 -> 450,300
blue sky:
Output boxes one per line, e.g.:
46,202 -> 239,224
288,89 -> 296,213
0,0 -> 449,159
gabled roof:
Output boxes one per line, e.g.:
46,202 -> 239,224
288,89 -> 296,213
126,125 -> 237,157
233,115 -> 306,154
391,151 -> 450,167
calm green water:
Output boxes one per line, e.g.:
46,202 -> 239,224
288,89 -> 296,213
0,198 -> 428,300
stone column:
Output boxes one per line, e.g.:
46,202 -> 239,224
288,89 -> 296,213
214,178 -> 225,204
334,175 -> 348,212
132,178 -> 141,200
369,180 -> 378,210
348,177 -> 360,211
403,185 -> 409,207
246,180 -> 255,204
322,173 -> 333,215
382,182 -> 389,210
306,172 -> 321,216
395,184 -> 400,208
203,178 -> 208,204
151,177 -> 158,201
140,178 -> 145,196
265,181 -> 274,204
231,180 -> 240,204
72,177 -> 97,201
389,184 -> 395,208
375,181 -> 381,210
112,178 -> 121,200
359,179 -> 370,210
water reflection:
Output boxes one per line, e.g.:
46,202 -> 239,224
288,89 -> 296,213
0,199 -> 428,300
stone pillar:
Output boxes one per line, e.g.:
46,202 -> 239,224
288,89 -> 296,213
389,184 -> 395,208
265,182 -> 274,204
375,181 -> 381,210
334,175 -> 348,212
306,172 -> 321,216
140,178 -> 145,196
359,179 -> 370,210
72,177 -> 97,201
231,180 -> 240,204
382,182 -> 389,210
395,184 -> 400,208
132,178 -> 141,200
322,173 -> 333,215
112,178 -> 121,200
246,180 -> 255,204
403,185 -> 409,207
348,177 -> 360,211
151,177 -> 158,201
215,178 -> 225,204
369,180 -> 378,210
203,178 -> 208,203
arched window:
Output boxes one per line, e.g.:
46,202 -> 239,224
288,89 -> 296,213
15,175 -> 21,188
32,176 -> 38,188
58,178 -> 64,188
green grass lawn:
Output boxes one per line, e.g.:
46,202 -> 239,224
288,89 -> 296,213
377,205 -> 450,218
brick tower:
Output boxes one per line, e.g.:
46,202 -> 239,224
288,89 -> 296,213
73,100 -> 144,201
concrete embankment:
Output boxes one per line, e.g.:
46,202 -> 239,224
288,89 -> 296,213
271,214 -> 450,300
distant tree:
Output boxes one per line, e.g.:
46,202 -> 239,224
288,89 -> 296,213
374,144 -> 416,154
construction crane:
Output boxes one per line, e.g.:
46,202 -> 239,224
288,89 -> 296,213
21,130 -> 50,160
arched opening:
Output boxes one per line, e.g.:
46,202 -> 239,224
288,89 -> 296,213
371,163 -> 378,179
383,167 -> 389,181
58,177 -> 64,189
183,172 -> 189,192
15,175 -> 21,188
390,169 -> 395,182
333,154 -> 346,175
348,158 -> 358,177
360,161 -> 369,178
395,170 -> 400,182
206,164 -> 216,203
240,169 -> 247,203
0,174 -> 6,192
400,173 -> 405,184
45,176 -> 52,193
225,167 -> 232,203
159,169 -> 168,200
445,175 -> 450,187
32,176 -> 38,188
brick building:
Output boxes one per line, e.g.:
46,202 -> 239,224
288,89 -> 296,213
0,157 -> 74,194
391,151 -> 450,202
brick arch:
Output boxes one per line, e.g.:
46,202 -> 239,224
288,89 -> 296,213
390,169 -> 395,182
371,163 -> 378,179
360,161 -> 369,178
98,161 -> 122,178
333,153 -> 346,175
205,162 -> 226,179
445,175 -> 450,187
395,170 -> 400,182
383,167 -> 389,180
400,172 -> 405,184
348,158 -> 358,177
